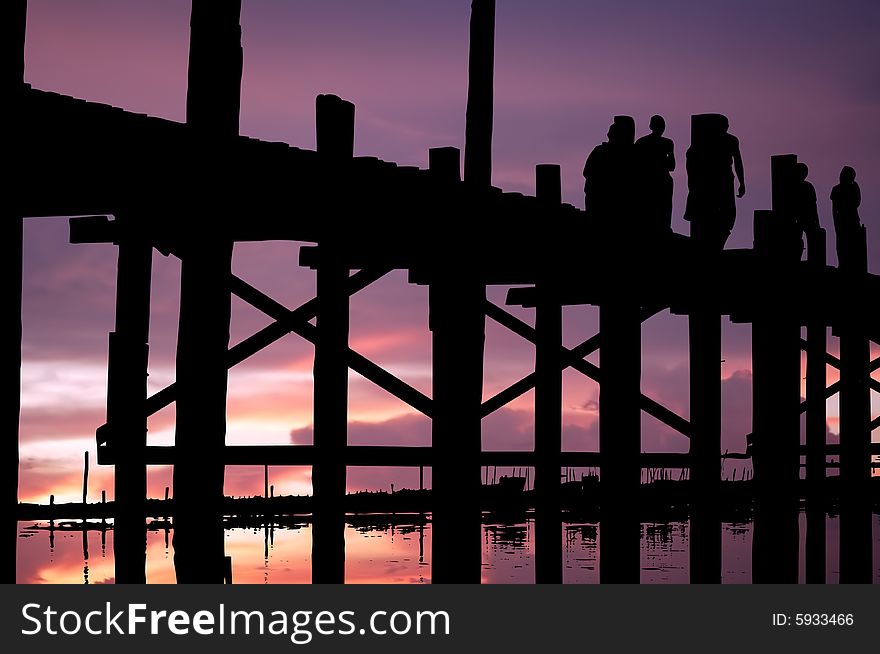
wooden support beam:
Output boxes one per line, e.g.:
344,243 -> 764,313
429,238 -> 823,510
2,207 -> 22,587
309,93 -> 356,584
688,257 -> 722,582
838,224 -> 872,583
228,274 -> 432,416
464,0 -> 495,187
98,445 -> 697,468
173,0 -> 242,584
106,215 -> 152,583
428,147 -> 461,183
598,296 -> 641,583
3,0 -> 27,585
138,267 -> 390,420
2,0 -> 27,89
798,337 -> 880,394
430,276 -> 485,583
484,301 -> 691,436
750,201 -> 801,583
804,228 -> 827,583
534,168 -> 562,584
311,253 -> 349,584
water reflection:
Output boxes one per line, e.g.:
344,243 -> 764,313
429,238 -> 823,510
15,512 -> 880,584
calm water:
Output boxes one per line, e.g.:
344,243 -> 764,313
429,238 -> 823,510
16,513 -> 880,584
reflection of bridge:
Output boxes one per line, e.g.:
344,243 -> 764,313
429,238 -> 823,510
6,1 -> 878,584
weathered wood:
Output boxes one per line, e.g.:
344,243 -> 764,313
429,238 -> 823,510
536,164 -> 562,206
310,93 -> 355,584
428,147 -> 461,183
750,199 -> 801,583
804,228 -> 827,583
228,273 -> 433,416
534,167 -> 563,584
3,0 -> 27,584
598,287 -> 641,583
430,277 -> 485,583
484,301 -> 691,435
173,0 -> 242,584
688,292 -> 721,581
105,214 -> 152,584
838,225 -> 872,583
464,0 -> 495,187
136,267 -> 391,421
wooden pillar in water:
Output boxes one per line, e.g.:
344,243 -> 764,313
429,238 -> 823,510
599,276 -> 641,583
804,227 -> 826,583
838,224 -> 872,583
751,159 -> 802,582
173,0 -> 242,583
464,0 -> 495,188
429,146 -> 482,583
688,261 -> 722,583
429,0 -> 493,584
430,274 -> 485,583
311,94 -> 354,584
534,164 -> 563,584
687,116 -> 723,583
2,0 -> 27,585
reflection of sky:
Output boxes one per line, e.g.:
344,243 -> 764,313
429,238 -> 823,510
18,0 -> 880,503
21,516 -> 878,583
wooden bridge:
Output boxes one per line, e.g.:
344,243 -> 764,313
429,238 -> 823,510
5,1 -> 878,584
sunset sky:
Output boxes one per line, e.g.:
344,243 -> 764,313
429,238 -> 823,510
19,0 -> 880,504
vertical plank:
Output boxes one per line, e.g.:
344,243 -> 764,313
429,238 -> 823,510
534,165 -> 563,584
3,0 -> 27,585
599,298 -> 641,583
430,276 -> 485,583
751,194 -> 801,583
838,225 -> 872,583
463,0 -> 495,187
311,94 -> 354,584
173,0 -> 242,583
804,228 -> 826,583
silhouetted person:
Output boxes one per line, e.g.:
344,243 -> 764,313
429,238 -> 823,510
831,165 -> 862,268
583,116 -> 636,227
793,162 -> 820,259
684,115 -> 745,250
635,115 -> 675,233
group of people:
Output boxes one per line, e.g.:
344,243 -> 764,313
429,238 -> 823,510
582,115 -> 863,266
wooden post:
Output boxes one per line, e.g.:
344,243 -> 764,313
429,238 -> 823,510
2,0 -> 27,586
689,281 -> 722,583
599,287 -> 641,583
534,165 -> 563,584
463,0 -> 495,188
429,147 -> 461,184
535,164 -> 562,206
82,451 -> 89,505
751,175 -> 802,582
430,276 -> 485,583
427,140 -> 486,582
838,224 -> 872,583
311,94 -> 354,584
105,213 -> 152,583
805,228 -> 826,583
264,464 -> 269,499
687,143 -> 724,585
173,0 -> 242,584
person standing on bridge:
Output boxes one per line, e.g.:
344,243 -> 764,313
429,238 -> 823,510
831,165 -> 862,269
793,162 -> 820,260
583,116 -> 636,228
684,114 -> 745,250
635,115 -> 675,233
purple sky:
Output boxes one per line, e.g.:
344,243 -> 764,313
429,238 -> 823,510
19,0 -> 880,502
